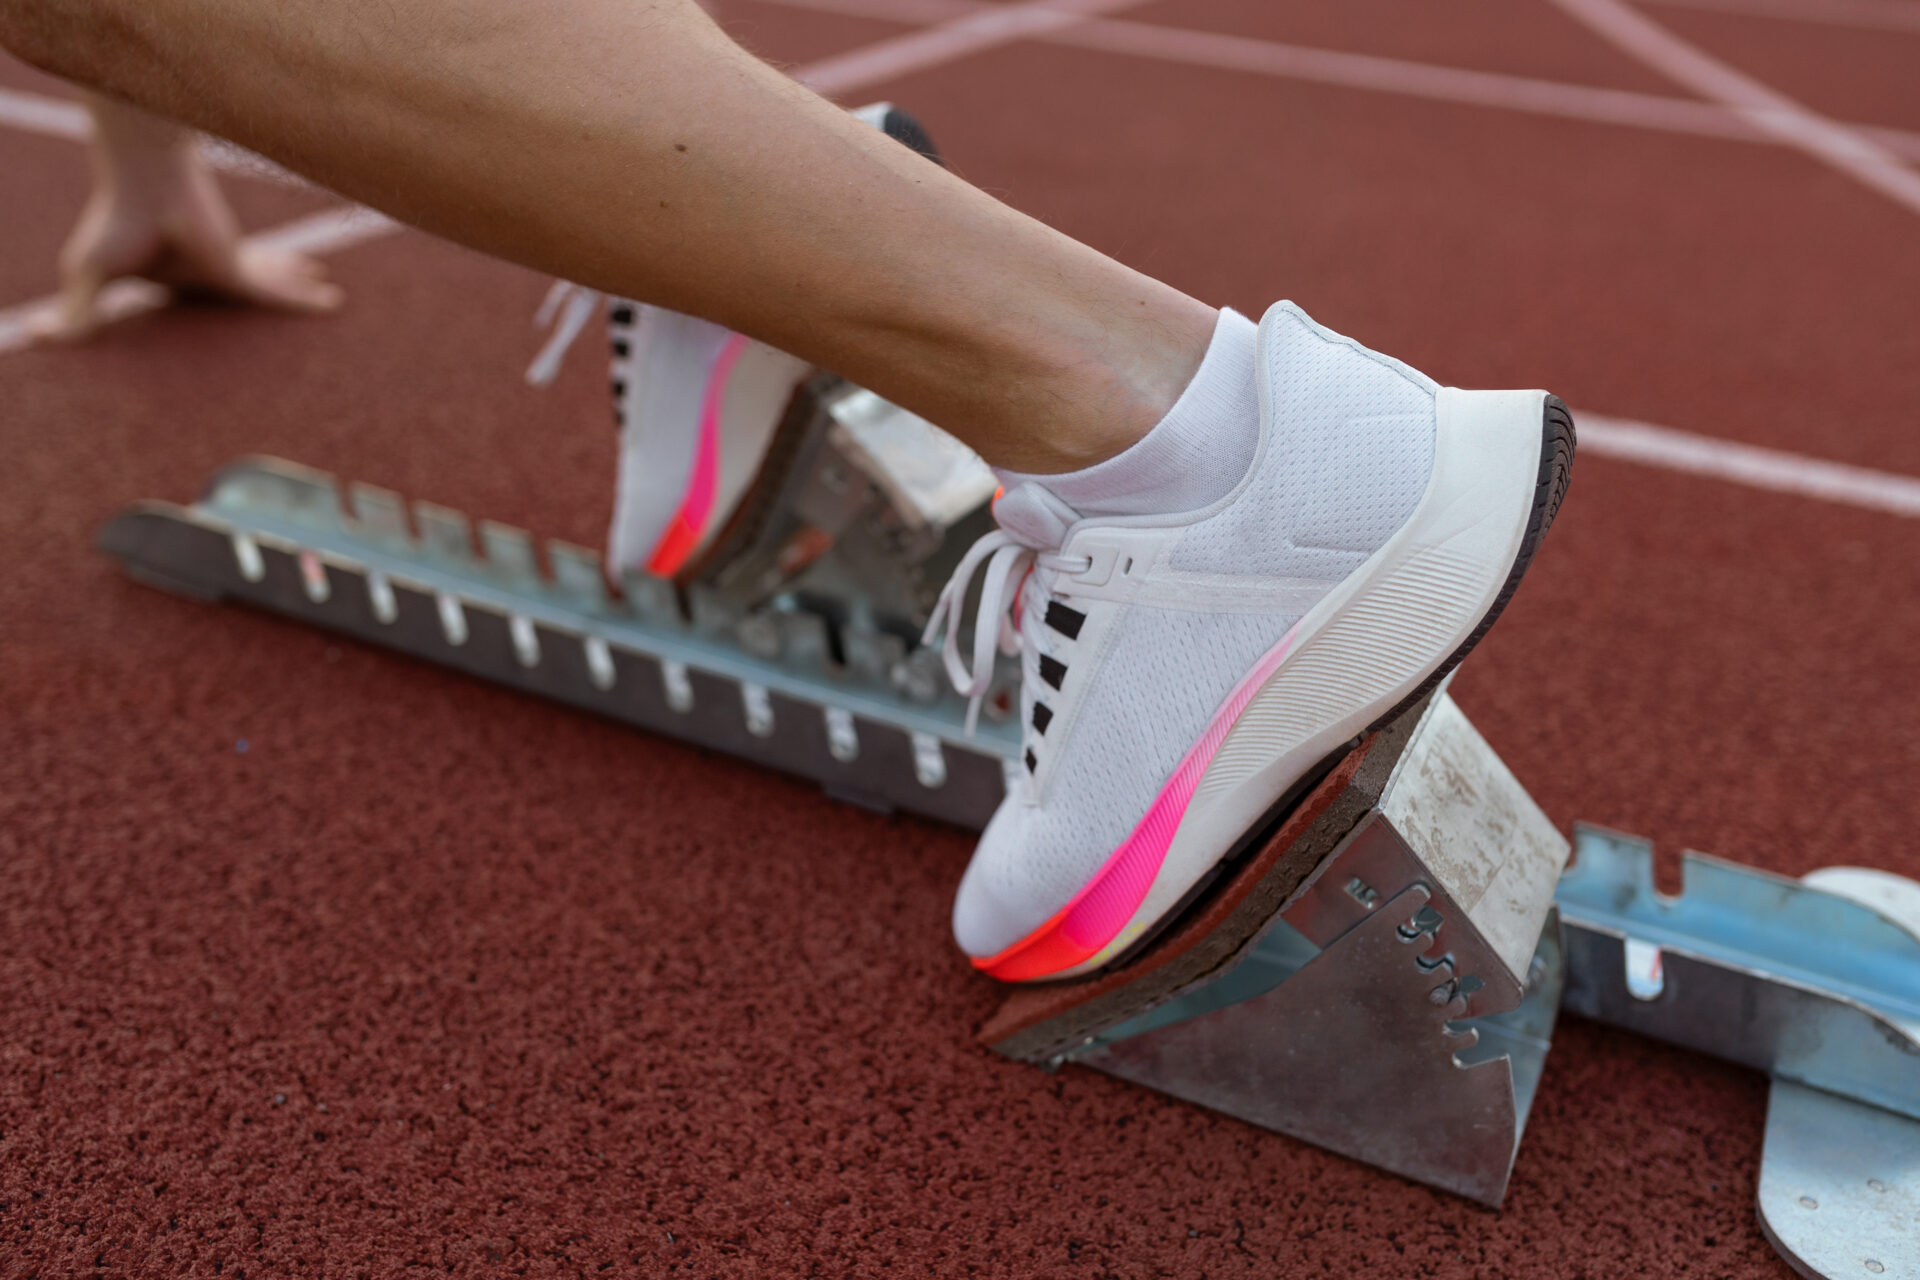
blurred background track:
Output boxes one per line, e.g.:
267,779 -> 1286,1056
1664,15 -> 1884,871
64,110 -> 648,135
2,1 -> 1917,1274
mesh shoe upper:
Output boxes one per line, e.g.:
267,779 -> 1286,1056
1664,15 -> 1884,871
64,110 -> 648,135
950,302 -> 1438,959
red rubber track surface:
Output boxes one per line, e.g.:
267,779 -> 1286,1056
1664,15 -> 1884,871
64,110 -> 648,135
4,3 -> 1919,1275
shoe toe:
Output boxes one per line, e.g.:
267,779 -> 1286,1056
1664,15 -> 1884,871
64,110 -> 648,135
950,803 -> 1067,961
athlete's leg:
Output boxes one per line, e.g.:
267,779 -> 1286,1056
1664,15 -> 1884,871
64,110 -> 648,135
1,0 -> 1573,982
1,0 -> 1210,471
33,90 -> 341,342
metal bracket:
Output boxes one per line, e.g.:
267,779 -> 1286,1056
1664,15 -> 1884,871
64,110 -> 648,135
97,457 -> 1016,827
1557,827 -> 1920,1121
1558,828 -> 1920,1279
1048,692 -> 1571,1207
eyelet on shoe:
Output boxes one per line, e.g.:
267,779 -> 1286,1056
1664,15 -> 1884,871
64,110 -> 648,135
1070,546 -> 1117,587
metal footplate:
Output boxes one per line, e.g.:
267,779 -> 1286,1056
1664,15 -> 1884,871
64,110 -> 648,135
982,690 -> 1572,1207
97,456 -> 1016,827
1559,831 -> 1920,1279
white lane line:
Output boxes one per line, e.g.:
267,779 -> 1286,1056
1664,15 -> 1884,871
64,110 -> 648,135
1644,0 -> 1920,35
795,0 -> 1149,96
753,0 -> 1920,163
1550,0 -> 1920,216
0,85 -> 87,138
0,279 -> 167,351
1581,416 -> 1920,519
243,204 -> 400,256
0,205 -> 398,354
1055,19 -> 1759,141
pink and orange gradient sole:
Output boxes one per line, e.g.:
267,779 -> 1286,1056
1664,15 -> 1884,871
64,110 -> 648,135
644,333 -> 750,578
972,620 -> 1303,983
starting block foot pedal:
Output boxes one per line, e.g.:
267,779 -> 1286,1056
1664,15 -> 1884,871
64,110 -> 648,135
983,688 -> 1570,1206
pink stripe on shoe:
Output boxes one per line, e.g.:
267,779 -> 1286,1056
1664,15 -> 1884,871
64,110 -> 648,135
647,333 -> 749,577
975,620 -> 1306,983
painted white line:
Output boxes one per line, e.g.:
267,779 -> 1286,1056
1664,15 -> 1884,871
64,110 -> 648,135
1645,0 -> 1920,35
0,85 -> 88,139
248,205 -> 399,257
1056,19 -> 1756,140
795,0 -> 1149,96
0,205 -> 399,354
1550,0 -> 1920,216
753,0 -> 1920,163
1580,416 -> 1920,519
0,279 -> 166,352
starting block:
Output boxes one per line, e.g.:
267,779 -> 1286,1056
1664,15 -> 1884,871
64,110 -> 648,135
982,689 -> 1569,1207
100,455 -> 1920,1277
98,449 -> 1017,829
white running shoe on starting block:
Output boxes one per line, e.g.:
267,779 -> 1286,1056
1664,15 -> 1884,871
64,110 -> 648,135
929,301 -> 1574,982
602,306 -> 812,577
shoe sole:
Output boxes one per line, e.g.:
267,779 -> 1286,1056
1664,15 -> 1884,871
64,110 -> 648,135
994,390 -> 1574,982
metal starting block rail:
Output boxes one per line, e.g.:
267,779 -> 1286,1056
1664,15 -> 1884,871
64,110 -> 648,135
98,456 -> 1017,829
100,461 -> 1920,1278
1558,831 -> 1920,1278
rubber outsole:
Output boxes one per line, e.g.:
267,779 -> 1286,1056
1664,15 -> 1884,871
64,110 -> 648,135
1084,732 -> 1362,977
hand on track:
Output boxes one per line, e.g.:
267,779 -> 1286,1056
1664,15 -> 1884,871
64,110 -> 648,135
33,136 -> 343,343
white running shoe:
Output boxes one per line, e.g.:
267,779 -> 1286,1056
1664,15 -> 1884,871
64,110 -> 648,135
602,305 -> 812,577
928,301 -> 1574,983
523,103 -> 944,581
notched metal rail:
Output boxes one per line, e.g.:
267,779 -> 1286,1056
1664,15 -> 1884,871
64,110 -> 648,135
97,456 -> 1018,827
1557,825 -> 1920,1121
1558,828 -> 1920,1279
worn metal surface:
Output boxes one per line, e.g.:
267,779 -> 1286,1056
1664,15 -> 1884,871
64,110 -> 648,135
1558,827 -> 1920,1121
692,377 -> 1001,632
1051,690 -> 1568,1206
97,458 -> 1017,828
1073,883 -> 1562,1207
1757,1081 -> 1919,1280
1378,695 -> 1570,985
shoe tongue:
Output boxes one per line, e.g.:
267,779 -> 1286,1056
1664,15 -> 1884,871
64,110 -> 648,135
992,481 -> 1079,549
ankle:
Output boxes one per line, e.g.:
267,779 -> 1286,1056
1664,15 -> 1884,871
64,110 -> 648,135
1011,298 -> 1217,474
997,308 -> 1262,519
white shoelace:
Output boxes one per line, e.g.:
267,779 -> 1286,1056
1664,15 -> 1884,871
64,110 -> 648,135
524,281 -> 606,387
922,529 -> 1090,735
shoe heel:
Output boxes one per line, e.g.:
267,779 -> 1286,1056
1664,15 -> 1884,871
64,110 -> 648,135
1364,391 -> 1574,731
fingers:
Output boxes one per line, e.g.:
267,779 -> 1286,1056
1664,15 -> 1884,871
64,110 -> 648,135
228,244 -> 347,314
27,259 -> 113,344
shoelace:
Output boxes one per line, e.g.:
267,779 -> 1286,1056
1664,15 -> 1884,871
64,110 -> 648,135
525,281 -> 606,387
922,529 -> 1091,735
